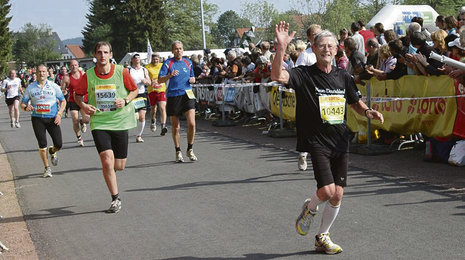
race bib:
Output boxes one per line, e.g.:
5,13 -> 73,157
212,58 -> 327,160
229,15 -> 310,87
185,89 -> 196,99
132,97 -> 147,109
35,103 -> 51,114
319,95 -> 346,125
95,84 -> 117,111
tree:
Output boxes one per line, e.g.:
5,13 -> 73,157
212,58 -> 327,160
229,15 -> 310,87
0,0 -> 12,76
161,0 -> 218,51
240,0 -> 279,42
82,0 -> 166,61
212,10 -> 252,48
12,23 -> 61,67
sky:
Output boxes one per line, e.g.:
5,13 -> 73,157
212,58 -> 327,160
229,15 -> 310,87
9,0 -> 293,41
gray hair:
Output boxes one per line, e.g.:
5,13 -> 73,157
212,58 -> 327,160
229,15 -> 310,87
171,40 -> 183,49
227,49 -> 237,59
408,22 -> 421,35
313,30 -> 338,47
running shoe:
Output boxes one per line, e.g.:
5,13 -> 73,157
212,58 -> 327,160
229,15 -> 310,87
176,151 -> 184,163
315,233 -> 343,254
15,122 -> 21,128
160,127 -> 168,136
106,199 -> 121,213
77,138 -> 84,147
151,123 -> 157,132
298,154 -> 307,171
80,122 -> 87,133
187,149 -> 197,161
296,198 -> 316,236
49,147 -> 58,166
10,121 -> 14,128
43,167 -> 52,178
136,136 -> 144,143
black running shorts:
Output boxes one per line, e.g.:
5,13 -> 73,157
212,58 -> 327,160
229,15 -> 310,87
308,146 -> 348,189
166,94 -> 195,117
91,130 -> 129,159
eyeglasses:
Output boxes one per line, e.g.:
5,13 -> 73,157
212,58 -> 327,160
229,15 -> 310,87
316,44 -> 336,50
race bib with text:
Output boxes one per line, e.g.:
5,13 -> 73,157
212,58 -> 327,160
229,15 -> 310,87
319,95 -> 346,125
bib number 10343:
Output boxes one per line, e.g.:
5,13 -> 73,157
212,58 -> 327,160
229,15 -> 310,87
319,95 -> 345,125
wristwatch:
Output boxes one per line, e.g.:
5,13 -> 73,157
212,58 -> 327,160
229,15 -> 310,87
124,98 -> 129,106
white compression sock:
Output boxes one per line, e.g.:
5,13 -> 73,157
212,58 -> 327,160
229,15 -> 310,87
307,192 -> 324,213
318,203 -> 340,234
138,121 -> 146,136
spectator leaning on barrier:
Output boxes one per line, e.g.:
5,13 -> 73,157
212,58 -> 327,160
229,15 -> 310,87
377,39 -> 408,80
408,31 -> 444,76
271,21 -> 384,255
431,29 -> 449,56
359,38 -> 380,80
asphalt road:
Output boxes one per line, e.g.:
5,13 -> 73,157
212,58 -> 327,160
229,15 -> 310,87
0,103 -> 464,259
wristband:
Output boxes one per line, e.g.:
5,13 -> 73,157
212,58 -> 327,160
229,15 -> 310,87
124,98 -> 129,106
364,108 -> 373,117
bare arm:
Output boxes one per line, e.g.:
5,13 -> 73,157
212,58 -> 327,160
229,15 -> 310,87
349,100 -> 384,124
61,76 -> 69,95
270,21 -> 295,85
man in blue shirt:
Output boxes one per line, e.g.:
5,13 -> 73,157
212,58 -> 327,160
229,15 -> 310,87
158,41 -> 197,163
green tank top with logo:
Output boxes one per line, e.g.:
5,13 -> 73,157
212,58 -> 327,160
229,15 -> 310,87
86,65 -> 136,131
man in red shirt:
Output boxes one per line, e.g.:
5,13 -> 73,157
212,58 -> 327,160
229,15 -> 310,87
74,41 -> 138,213
357,20 -> 376,50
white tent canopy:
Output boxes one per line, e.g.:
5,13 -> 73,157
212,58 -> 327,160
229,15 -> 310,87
367,5 -> 439,36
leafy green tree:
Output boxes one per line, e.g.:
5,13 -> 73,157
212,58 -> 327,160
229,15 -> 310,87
82,0 -> 166,61
82,0 -> 112,55
212,10 -> 252,48
12,23 -> 61,67
0,0 -> 12,76
240,0 -> 279,41
161,0 -> 218,51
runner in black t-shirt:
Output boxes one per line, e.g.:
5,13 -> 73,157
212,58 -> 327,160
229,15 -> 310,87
271,21 -> 384,255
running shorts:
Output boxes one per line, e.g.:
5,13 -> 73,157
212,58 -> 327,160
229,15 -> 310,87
308,146 -> 348,189
148,91 -> 166,106
31,117 -> 63,149
166,94 -> 195,117
91,129 -> 129,159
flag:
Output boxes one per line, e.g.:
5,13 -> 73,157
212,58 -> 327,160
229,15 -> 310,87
147,38 -> 153,64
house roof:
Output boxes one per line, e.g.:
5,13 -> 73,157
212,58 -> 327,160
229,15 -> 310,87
66,45 -> 86,58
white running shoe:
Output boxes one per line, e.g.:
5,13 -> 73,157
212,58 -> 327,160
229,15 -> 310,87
15,122 -> 21,128
77,138 -> 84,147
49,147 -> 58,166
315,232 -> 343,254
150,123 -> 156,132
136,136 -> 144,143
295,198 -> 317,236
43,167 -> 52,178
80,122 -> 87,133
176,151 -> 184,163
187,149 -> 197,161
106,199 -> 121,213
298,154 -> 307,171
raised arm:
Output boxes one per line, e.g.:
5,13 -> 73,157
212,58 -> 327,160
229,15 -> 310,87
270,21 -> 295,85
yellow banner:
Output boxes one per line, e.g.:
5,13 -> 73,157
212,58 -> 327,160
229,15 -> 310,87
269,86 -> 296,121
347,75 -> 457,137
